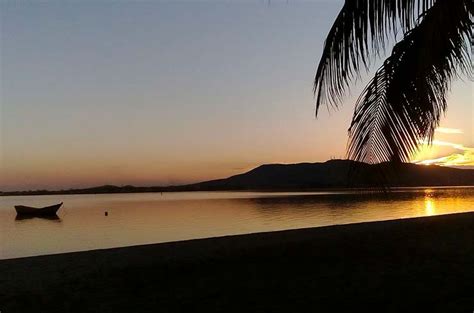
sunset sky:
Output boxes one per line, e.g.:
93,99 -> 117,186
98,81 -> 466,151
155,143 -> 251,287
1,0 -> 472,191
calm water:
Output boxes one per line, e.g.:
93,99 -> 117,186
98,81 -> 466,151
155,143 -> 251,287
1,188 -> 473,259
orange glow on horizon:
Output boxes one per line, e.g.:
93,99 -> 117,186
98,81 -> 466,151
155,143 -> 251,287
411,131 -> 474,167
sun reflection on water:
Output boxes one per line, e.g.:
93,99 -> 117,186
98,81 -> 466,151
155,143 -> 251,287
2,188 -> 474,259
424,190 -> 436,216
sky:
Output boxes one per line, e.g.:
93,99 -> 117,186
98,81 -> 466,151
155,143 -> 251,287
1,0 -> 472,191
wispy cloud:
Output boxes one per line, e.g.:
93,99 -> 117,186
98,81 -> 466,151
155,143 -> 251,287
416,152 -> 474,166
430,140 -> 474,152
413,139 -> 474,167
435,127 -> 464,134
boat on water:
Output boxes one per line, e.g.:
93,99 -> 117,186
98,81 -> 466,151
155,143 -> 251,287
15,202 -> 63,216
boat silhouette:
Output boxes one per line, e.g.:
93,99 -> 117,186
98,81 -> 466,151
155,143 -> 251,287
15,202 -> 63,217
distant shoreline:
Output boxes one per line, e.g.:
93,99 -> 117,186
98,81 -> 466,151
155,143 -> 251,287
3,160 -> 474,196
1,212 -> 473,312
2,184 -> 474,197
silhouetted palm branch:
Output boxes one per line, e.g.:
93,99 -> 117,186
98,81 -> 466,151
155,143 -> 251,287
315,0 -> 472,164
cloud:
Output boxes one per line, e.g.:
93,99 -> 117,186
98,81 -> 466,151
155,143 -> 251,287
430,140 -> 474,152
413,139 -> 474,167
435,127 -> 464,134
416,151 -> 474,166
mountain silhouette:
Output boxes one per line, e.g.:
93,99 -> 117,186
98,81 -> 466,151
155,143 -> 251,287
185,160 -> 474,190
3,160 -> 473,196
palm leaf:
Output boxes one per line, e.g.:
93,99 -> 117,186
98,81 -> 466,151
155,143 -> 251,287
314,0 -> 436,114
347,0 -> 472,164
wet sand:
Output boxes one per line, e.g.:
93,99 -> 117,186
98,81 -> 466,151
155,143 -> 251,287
1,212 -> 473,312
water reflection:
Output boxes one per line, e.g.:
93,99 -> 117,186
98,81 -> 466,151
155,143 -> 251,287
1,187 -> 473,259
424,198 -> 436,216
15,214 -> 61,222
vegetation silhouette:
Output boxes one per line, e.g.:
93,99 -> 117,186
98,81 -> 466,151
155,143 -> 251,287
2,160 -> 473,196
314,0 -> 473,164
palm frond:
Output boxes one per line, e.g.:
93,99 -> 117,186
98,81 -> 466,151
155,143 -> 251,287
347,0 -> 472,164
314,0 -> 436,114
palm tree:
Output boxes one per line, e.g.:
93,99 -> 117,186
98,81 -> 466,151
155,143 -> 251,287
314,0 -> 472,164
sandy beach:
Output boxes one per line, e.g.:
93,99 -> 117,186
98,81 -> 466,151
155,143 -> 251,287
1,212 -> 473,312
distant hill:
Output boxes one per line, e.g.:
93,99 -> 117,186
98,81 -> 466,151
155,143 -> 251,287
185,160 -> 474,190
2,160 -> 474,196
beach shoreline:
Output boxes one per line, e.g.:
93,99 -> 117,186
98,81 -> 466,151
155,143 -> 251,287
1,212 -> 473,312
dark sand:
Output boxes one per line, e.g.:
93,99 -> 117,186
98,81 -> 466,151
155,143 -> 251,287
1,213 -> 473,313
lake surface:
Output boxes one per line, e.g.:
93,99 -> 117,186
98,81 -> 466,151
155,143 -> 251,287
1,187 -> 474,259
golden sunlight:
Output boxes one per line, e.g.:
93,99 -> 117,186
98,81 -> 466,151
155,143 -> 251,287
424,197 -> 436,216
411,139 -> 474,167
411,143 -> 438,165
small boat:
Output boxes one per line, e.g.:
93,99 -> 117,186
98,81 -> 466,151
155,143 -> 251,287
15,202 -> 63,216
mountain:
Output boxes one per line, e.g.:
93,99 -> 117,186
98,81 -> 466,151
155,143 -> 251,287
183,160 -> 474,190
2,160 -> 474,196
